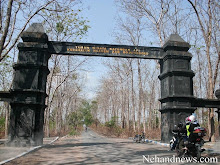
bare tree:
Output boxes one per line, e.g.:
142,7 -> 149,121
37,1 -> 90,136
0,0 -> 60,62
116,0 -> 171,46
187,0 -> 220,142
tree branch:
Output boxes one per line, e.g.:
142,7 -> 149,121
0,0 -> 55,62
187,0 -> 207,43
0,0 -> 13,60
3,2 -> 21,49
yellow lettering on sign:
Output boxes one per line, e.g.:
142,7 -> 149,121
67,46 -> 91,53
92,47 -> 110,53
67,46 -> 149,56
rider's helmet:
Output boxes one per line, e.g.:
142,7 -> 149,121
189,114 -> 197,122
185,116 -> 191,124
185,113 -> 197,124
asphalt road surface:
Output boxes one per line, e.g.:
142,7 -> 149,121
4,129 -> 219,165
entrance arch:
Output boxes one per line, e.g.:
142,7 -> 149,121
0,23 -> 219,146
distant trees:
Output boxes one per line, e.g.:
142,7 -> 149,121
95,0 -> 219,140
68,100 -> 95,134
94,0 -> 168,135
96,58 -> 160,135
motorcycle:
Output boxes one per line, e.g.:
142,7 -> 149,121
170,123 -> 206,159
133,132 -> 145,143
170,123 -> 185,151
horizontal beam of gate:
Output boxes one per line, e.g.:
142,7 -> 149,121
48,41 -> 164,59
192,98 -> 220,108
0,91 -> 11,102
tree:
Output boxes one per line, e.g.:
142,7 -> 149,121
0,0 -> 54,62
116,0 -> 171,46
0,56 -> 12,138
0,0 -> 90,62
187,0 -> 220,142
80,101 -> 94,126
39,2 -> 89,137
68,111 -> 83,131
114,0 -> 219,141
0,0 -> 90,137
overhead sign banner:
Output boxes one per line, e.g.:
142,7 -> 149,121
48,41 -> 164,59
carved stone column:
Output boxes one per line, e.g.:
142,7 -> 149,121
159,34 -> 196,142
8,23 -> 50,146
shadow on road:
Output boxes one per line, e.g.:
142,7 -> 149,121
5,130 -> 218,165
44,142 -> 112,148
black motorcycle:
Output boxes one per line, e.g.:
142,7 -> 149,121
170,123 -> 206,159
170,123 -> 185,151
133,132 -> 145,143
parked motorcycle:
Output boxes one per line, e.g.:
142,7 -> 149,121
133,132 -> 145,143
170,123 -> 184,151
170,123 -> 206,159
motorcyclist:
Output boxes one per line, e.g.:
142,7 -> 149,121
171,113 -> 206,157
184,113 -> 200,146
170,113 -> 200,151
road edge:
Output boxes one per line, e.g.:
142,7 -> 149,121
145,139 -> 170,147
0,137 -> 59,165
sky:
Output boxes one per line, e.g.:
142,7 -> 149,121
81,0 -> 117,44
79,0 -> 118,99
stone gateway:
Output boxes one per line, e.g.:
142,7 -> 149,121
0,23 -> 219,146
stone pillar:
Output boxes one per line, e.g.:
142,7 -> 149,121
8,23 -> 50,146
159,34 -> 196,143
215,89 -> 220,138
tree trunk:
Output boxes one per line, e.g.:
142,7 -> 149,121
127,86 -> 130,130
137,59 -> 143,133
44,56 -> 59,137
131,62 -> 136,132
4,103 -> 10,138
143,93 -> 146,133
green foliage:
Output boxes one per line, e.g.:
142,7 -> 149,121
69,129 -> 80,136
56,22 -> 64,33
42,6 -> 90,41
68,111 -> 83,129
155,116 -> 159,128
79,101 -> 94,126
105,116 -> 118,128
68,100 -> 95,131
49,119 -> 55,130
114,126 -> 123,136
0,116 -> 5,132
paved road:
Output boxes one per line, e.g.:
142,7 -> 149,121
4,129 -> 219,165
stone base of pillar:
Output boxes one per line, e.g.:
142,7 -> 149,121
160,109 -> 194,143
7,103 -> 45,147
